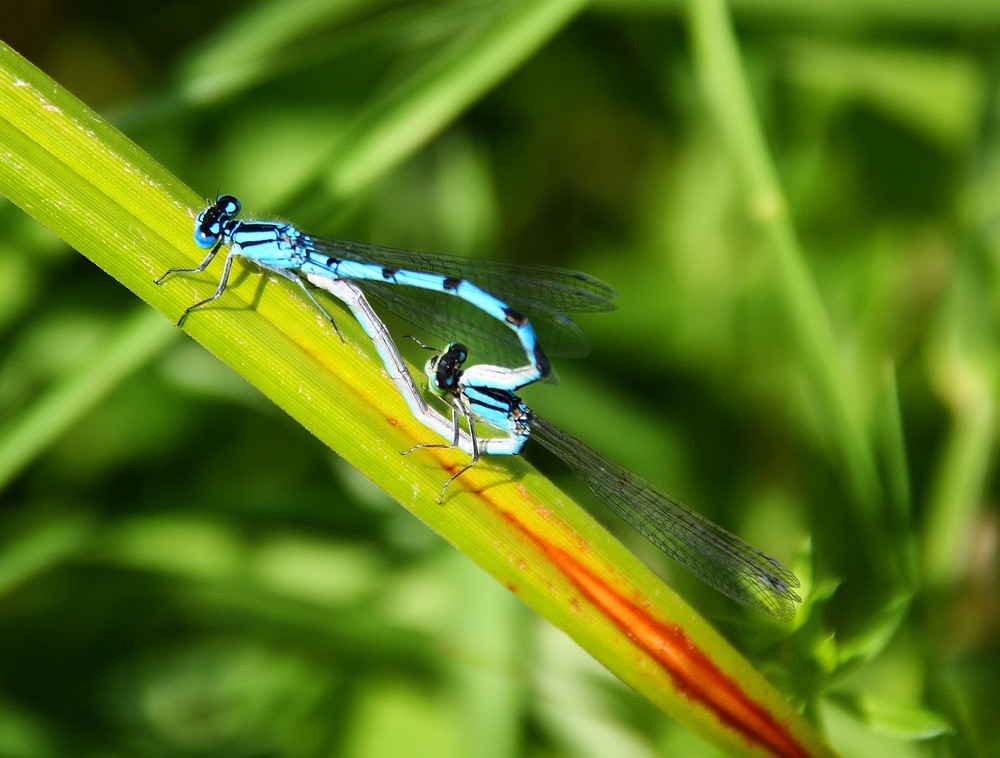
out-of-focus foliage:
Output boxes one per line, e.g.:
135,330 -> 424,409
0,1 -> 997,755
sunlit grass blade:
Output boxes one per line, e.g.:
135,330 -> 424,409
0,41 -> 833,757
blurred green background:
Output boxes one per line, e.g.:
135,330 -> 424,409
1,0 -> 998,755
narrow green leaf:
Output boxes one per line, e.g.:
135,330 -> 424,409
827,692 -> 952,740
0,41 -> 833,758
688,0 -> 884,564
0,306 -> 177,491
835,595 -> 910,669
0,511 -> 96,597
323,0 -> 590,199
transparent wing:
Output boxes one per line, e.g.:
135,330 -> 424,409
323,238 -> 616,314
529,414 -> 801,621
305,237 -> 614,364
357,280 -> 590,367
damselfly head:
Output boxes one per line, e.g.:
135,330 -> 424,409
194,194 -> 242,249
425,342 -> 468,395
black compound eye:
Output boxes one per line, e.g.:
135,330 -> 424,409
217,195 -> 241,216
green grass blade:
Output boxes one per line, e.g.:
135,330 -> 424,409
688,1 -> 884,560
0,306 -> 177,491
179,0 -> 376,104
0,40 -> 833,757
326,0 -> 589,199
874,364 -> 918,590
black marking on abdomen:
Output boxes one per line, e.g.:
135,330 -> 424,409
534,346 -> 551,377
504,308 -> 527,327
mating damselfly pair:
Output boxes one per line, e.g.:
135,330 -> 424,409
157,194 -> 801,621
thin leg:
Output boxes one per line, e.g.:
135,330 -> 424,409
154,239 -> 223,284
174,250 -> 237,326
435,396 -> 480,503
269,268 -> 344,342
403,401 -> 464,455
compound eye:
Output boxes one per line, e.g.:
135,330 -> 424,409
217,195 -> 240,216
193,221 -> 219,249
435,366 -> 456,391
193,208 -> 222,249
448,343 -> 469,367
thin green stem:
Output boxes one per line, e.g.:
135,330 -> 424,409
874,364 -> 919,591
687,0 -> 885,561
921,366 -> 996,587
293,0 -> 590,204
0,307 -> 178,492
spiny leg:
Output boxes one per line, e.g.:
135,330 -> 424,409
173,250 -> 238,326
154,239 -> 224,284
434,397 -> 481,503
